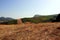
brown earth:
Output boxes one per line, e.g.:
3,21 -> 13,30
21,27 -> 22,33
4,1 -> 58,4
0,22 -> 60,40
17,19 -> 23,24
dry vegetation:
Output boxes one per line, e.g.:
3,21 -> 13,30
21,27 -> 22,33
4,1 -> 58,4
0,22 -> 60,40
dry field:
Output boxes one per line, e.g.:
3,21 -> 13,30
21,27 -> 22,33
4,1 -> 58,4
0,22 -> 60,40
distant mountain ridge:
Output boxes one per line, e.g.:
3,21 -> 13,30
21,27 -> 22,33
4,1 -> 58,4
0,17 -> 14,21
0,17 -> 17,24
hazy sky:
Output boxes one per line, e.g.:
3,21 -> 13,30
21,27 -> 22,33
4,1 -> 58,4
0,0 -> 60,18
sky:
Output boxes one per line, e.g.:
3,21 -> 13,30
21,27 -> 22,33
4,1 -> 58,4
0,0 -> 60,19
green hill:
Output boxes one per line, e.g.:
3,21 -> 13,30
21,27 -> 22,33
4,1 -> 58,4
21,14 -> 58,23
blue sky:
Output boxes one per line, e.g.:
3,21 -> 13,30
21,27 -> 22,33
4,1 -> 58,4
0,0 -> 60,18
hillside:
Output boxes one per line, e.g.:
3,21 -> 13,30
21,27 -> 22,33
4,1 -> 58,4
0,17 -> 17,24
0,17 -> 14,21
21,14 -> 58,23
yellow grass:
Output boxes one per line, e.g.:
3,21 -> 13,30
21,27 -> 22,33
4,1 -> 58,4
0,22 -> 60,40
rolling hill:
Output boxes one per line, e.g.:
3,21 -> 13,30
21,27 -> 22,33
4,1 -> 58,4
21,14 -> 58,23
0,17 -> 17,24
0,14 -> 59,24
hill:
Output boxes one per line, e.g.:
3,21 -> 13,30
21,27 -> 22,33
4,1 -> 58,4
0,17 -> 17,24
0,14 -> 59,24
21,14 -> 58,23
0,17 -> 14,21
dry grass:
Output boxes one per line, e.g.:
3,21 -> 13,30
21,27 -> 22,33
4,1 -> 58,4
0,22 -> 60,40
